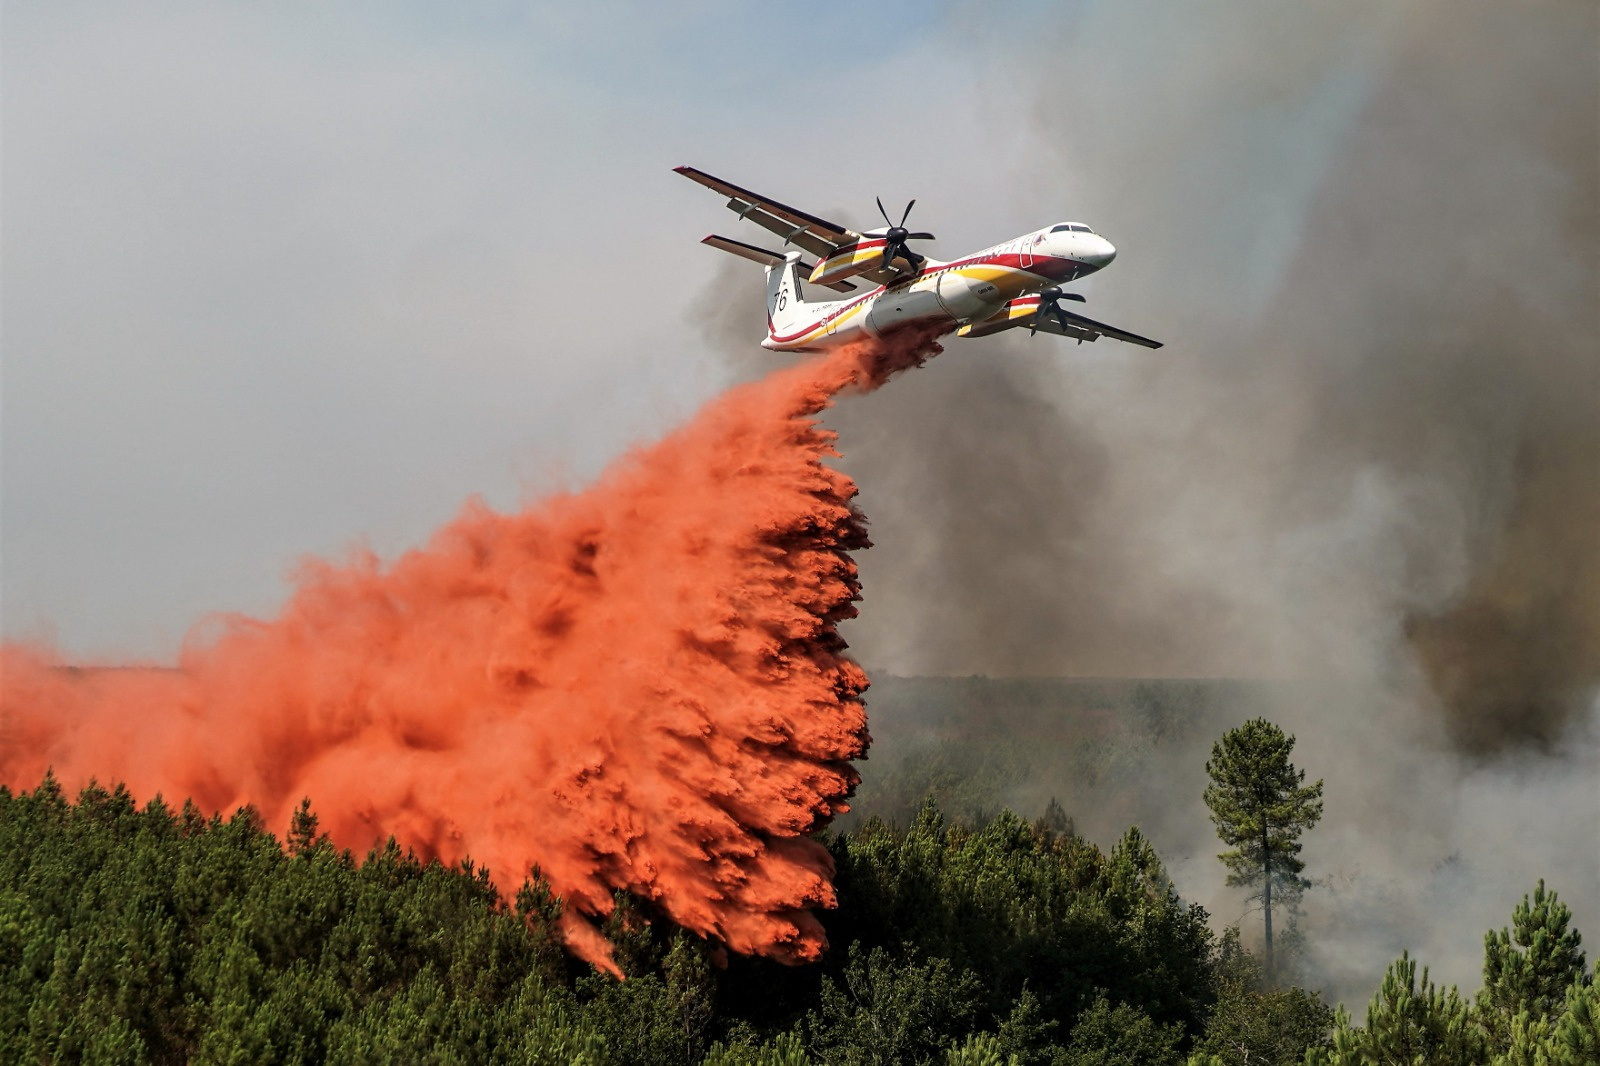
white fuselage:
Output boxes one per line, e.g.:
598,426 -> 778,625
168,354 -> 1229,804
762,225 -> 1117,352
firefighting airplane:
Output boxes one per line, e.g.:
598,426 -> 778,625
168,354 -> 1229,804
677,166 -> 1162,352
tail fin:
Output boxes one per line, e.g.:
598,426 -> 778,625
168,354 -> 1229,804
764,251 -> 812,340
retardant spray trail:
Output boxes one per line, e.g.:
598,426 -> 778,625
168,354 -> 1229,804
0,331 -> 940,975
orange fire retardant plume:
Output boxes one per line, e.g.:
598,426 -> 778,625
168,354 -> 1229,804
0,332 -> 940,975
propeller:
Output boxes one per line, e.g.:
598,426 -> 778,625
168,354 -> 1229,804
1029,287 -> 1087,335
875,197 -> 935,273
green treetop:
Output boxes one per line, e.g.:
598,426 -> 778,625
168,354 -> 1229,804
1307,951 -> 1485,1065
1203,719 -> 1324,982
1479,879 -> 1587,1053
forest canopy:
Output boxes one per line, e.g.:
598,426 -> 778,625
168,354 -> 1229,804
3,771 -> 1592,1065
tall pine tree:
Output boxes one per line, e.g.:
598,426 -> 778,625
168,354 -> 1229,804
1202,719 -> 1323,981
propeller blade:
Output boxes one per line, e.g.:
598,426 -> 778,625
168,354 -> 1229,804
1032,288 -> 1073,335
865,194 -> 930,273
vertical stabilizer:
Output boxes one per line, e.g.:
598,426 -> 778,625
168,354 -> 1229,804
764,251 -> 810,341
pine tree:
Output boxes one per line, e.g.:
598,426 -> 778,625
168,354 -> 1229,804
944,1032 -> 1021,1066
1479,880 -> 1587,1051
1549,976 -> 1600,1066
1492,1007 -> 1557,1066
1202,719 -> 1323,981
1308,951 -> 1484,1065
285,797 -> 325,856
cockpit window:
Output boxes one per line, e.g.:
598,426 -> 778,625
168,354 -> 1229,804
1050,223 -> 1094,234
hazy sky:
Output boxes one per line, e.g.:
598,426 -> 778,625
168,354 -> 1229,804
2,0 -> 1385,661
0,0 -> 1020,656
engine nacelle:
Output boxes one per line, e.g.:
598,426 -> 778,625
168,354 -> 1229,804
956,294 -> 1043,338
807,237 -> 890,286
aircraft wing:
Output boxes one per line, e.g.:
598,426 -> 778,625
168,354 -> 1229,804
1032,308 -> 1164,349
676,166 -> 911,286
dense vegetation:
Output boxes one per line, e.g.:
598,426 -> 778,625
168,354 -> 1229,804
4,771 -> 1592,1064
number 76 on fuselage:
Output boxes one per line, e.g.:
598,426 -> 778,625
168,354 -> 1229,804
676,166 -> 1162,353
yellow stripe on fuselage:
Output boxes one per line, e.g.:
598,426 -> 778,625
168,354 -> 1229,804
777,257 -> 1051,350
942,263 -> 1041,298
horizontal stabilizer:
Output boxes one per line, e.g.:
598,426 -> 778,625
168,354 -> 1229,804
700,235 -> 858,292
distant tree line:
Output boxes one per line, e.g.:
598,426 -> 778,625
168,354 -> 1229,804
1,732 -> 1594,1063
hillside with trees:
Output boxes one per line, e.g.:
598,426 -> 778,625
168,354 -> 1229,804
3,764 -> 1593,1064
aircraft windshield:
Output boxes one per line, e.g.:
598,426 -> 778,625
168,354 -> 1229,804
1050,223 -> 1094,234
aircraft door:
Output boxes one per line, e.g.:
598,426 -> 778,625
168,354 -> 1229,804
1020,236 -> 1034,269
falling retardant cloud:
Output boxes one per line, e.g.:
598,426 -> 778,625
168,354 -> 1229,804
1,333 -> 940,975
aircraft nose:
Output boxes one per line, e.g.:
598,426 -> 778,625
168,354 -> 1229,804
1084,236 -> 1117,270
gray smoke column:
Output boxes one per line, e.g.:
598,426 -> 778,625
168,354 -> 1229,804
820,0 -> 1597,1000
1260,4 -> 1599,755
836,0 -> 1598,726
